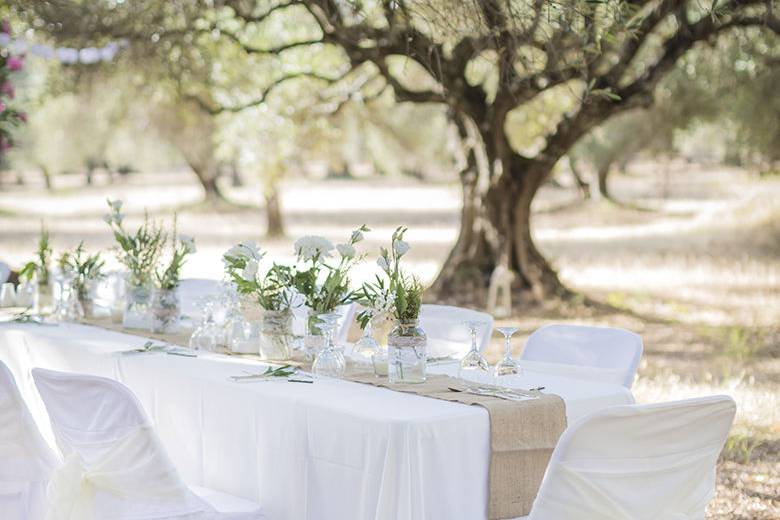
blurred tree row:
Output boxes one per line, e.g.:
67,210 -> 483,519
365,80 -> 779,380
7,0 -> 780,303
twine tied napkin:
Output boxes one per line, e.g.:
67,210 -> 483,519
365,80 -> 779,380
348,372 -> 567,519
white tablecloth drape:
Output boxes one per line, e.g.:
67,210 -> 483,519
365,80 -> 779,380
0,323 -> 633,520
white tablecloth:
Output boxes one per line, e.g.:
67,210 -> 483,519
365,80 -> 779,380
0,322 -> 633,520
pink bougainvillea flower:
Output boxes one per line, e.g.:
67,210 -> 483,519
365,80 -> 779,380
1,20 -> 10,34
7,56 -> 23,71
0,101 -> 6,113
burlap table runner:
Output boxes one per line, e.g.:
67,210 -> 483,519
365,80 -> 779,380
348,371 -> 567,519
78,318 -> 566,518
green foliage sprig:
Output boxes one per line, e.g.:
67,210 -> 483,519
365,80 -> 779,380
290,225 -> 369,313
359,226 -> 423,326
156,221 -> 195,290
58,242 -> 105,299
104,199 -> 166,287
19,224 -> 52,284
223,241 -> 292,311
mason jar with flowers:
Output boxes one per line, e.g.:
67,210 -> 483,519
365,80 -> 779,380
290,226 -> 369,360
57,242 -> 105,319
17,225 -> 52,311
104,199 -> 166,329
152,230 -> 195,334
223,241 -> 294,360
363,227 -> 426,384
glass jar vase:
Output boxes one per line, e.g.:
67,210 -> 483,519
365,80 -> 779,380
304,310 -> 327,360
16,280 -> 39,310
77,279 -> 98,319
123,283 -> 152,330
151,288 -> 181,334
387,319 -> 427,384
259,309 -> 293,360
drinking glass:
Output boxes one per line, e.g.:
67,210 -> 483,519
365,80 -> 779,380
189,299 -> 220,351
0,283 -> 16,307
353,321 -> 380,368
494,326 -> 521,378
312,313 -> 345,378
459,320 -> 490,379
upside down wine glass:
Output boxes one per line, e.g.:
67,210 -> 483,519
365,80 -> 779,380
494,326 -> 521,377
312,313 -> 345,378
459,320 -> 490,380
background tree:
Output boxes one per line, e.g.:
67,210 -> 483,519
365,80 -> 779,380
17,0 -> 779,303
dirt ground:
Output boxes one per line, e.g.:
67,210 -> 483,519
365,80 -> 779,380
1,160 -> 778,518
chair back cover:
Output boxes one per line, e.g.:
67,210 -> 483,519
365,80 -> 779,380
528,396 -> 736,520
419,304 -> 494,358
521,324 -> 643,388
0,361 -> 58,520
177,278 -> 224,319
32,368 -> 238,519
0,261 -> 10,284
291,302 -> 355,342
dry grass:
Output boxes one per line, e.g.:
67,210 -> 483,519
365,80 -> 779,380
1,160 -> 778,517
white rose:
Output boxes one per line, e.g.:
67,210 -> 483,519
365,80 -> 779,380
393,239 -> 410,256
376,256 -> 389,272
336,243 -> 356,258
241,259 -> 259,282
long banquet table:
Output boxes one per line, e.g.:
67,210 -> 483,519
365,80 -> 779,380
0,321 -> 634,520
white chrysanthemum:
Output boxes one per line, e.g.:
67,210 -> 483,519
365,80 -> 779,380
294,235 -> 334,261
336,243 -> 356,258
393,239 -> 410,256
241,259 -> 259,282
376,256 -> 390,272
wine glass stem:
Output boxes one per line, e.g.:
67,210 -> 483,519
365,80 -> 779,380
471,329 -> 478,353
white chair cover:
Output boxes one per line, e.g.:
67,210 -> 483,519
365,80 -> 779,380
291,302 -> 355,343
419,304 -> 494,358
521,324 -> 643,388
527,396 -> 736,520
32,368 -> 263,520
0,261 -> 10,284
0,361 -> 59,520
177,278 -> 224,319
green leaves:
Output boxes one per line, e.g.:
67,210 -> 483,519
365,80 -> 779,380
105,200 -> 166,287
291,226 -> 369,313
361,225 -> 423,323
223,243 -> 293,311
58,242 -> 105,298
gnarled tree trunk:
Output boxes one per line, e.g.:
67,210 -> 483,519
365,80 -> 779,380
264,186 -> 285,238
187,160 -> 225,204
431,134 -> 567,304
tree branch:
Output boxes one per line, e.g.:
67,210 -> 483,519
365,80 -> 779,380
185,70 -> 349,115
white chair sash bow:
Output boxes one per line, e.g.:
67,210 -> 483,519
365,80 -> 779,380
46,426 -> 202,520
